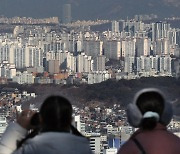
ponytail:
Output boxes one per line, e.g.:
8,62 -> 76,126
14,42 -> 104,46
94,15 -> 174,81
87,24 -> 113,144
141,117 -> 157,130
141,111 -> 160,130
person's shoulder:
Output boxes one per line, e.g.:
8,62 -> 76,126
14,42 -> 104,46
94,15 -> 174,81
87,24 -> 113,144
168,132 -> 180,142
117,139 -> 139,154
27,132 -> 89,144
22,132 -> 91,154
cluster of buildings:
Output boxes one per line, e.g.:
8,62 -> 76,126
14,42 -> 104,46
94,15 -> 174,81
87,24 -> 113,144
0,16 -> 59,25
74,104 -> 180,154
0,17 -> 180,84
73,104 -> 133,154
134,14 -> 158,21
66,20 -> 109,27
0,88 -> 36,136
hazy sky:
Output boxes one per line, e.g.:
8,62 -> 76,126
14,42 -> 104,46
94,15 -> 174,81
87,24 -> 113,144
0,0 -> 179,20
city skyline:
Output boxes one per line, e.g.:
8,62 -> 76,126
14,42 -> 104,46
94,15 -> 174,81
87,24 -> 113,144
0,18 -> 179,85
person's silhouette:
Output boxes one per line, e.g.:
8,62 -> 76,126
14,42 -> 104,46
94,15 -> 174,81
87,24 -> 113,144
0,95 -> 92,154
118,88 -> 180,154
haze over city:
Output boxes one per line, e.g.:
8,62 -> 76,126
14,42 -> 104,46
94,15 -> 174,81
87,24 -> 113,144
0,0 -> 179,20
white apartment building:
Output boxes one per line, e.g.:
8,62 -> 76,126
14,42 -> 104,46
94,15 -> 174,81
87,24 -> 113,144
83,40 -> 103,57
0,61 -> 16,79
74,115 -> 85,134
168,28 -> 178,45
112,21 -> 119,33
136,55 -> 159,74
153,38 -> 170,55
159,55 -> 172,75
0,45 -> 10,63
13,71 -> 34,84
27,46 -> 43,68
85,133 -> 101,154
76,40 -> 83,52
94,55 -> 106,71
46,50 -> 69,69
120,126 -> 133,144
124,57 -> 135,73
88,71 -> 111,84
129,55 -> 172,76
152,22 -> 170,41
77,53 -> 93,73
103,148 -> 117,154
45,50 -> 70,69
13,26 -> 24,37
45,51 -> 94,73
135,37 -> 151,56
123,20 -> 145,35
0,116 -> 7,138
14,46 -> 26,68
46,51 -> 56,61
104,40 -> 121,60
0,42 -> 43,69
121,38 -> 135,57
67,52 -> 77,72
106,125 -> 120,135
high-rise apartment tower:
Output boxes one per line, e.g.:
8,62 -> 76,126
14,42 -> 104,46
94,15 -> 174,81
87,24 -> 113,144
62,4 -> 72,24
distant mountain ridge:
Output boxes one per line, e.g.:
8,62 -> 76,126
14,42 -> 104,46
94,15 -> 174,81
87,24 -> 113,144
0,0 -> 179,20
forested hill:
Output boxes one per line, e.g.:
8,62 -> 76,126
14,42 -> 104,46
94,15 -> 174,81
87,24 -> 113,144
65,77 -> 180,107
1,77 -> 180,108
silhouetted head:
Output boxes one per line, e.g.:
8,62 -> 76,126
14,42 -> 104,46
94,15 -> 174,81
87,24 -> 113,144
127,88 -> 173,129
39,95 -> 72,132
136,91 -> 165,129
17,95 -> 84,148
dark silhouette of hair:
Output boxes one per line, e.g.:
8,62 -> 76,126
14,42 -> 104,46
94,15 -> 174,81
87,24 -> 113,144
17,95 -> 84,149
136,92 -> 165,130
40,95 -> 72,132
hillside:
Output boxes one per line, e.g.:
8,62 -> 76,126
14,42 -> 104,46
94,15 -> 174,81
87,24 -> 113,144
1,77 -> 180,107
